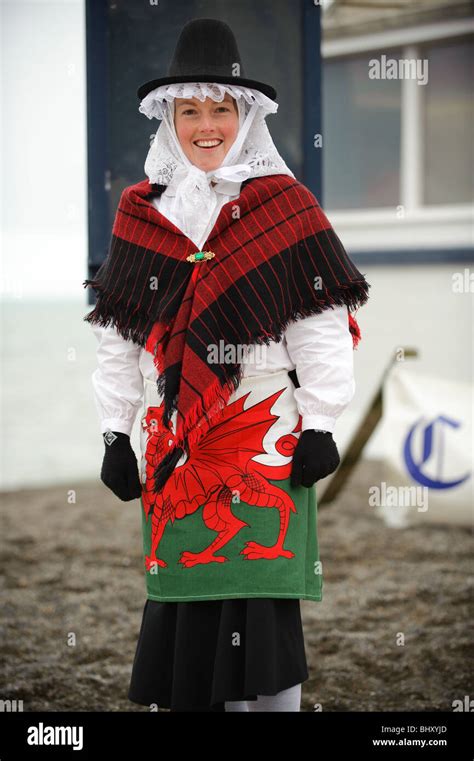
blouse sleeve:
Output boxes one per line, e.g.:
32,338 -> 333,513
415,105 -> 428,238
90,323 -> 144,437
284,304 -> 356,433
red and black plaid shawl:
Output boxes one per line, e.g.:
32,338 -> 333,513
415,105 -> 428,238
83,173 -> 370,492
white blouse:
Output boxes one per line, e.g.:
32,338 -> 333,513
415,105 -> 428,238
90,176 -> 355,437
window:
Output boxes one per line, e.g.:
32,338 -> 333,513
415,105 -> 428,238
423,37 -> 473,205
321,28 -> 473,253
323,52 -> 402,210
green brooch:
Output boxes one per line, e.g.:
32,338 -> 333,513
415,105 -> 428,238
186,250 -> 215,264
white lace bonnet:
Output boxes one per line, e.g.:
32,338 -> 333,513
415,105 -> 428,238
138,81 -> 295,187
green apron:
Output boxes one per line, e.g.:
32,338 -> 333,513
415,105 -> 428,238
138,369 -> 323,603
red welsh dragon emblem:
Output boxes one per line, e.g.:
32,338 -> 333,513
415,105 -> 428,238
141,388 -> 301,571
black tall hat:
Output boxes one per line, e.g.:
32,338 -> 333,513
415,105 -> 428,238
137,18 -> 277,102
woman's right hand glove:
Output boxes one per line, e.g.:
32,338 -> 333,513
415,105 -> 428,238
100,431 -> 143,501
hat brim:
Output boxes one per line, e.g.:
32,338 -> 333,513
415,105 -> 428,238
137,74 -> 277,102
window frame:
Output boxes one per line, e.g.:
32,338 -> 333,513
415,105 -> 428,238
321,18 -> 474,262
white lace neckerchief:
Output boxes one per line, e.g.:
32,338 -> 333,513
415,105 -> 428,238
138,82 -> 295,242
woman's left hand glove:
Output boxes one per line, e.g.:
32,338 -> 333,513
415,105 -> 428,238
290,430 -> 340,488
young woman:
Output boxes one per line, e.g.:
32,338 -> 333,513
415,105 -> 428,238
83,18 -> 370,712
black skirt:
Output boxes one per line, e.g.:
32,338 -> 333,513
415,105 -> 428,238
127,597 -> 309,711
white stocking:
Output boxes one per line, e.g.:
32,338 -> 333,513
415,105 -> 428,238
246,683 -> 301,712
224,699 -> 249,711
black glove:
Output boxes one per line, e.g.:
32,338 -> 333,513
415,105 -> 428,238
100,431 -> 142,501
290,430 -> 340,488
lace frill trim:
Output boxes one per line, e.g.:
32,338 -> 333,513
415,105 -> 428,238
138,82 -> 278,121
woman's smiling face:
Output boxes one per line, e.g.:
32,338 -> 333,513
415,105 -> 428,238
173,93 -> 239,172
